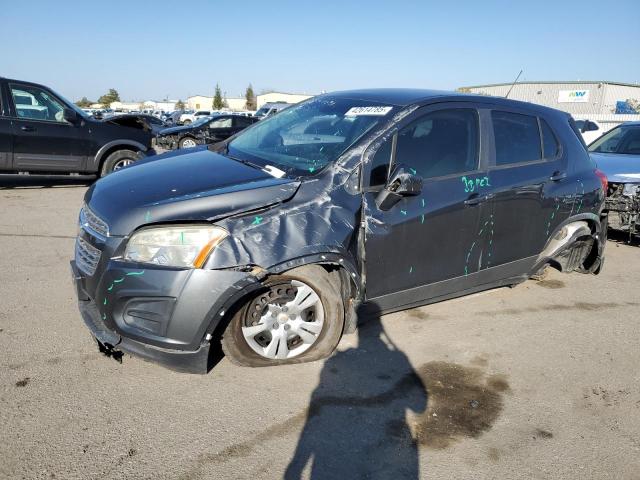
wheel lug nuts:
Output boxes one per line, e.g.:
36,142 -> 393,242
272,324 -> 279,330
284,324 -> 290,330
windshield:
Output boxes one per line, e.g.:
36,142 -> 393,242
227,97 -> 396,176
255,107 -> 269,116
589,125 -> 640,154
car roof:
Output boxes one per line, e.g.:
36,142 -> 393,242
324,88 -> 566,115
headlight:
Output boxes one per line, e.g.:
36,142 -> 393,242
124,226 -> 227,268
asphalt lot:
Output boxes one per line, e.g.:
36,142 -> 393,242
1,175 -> 639,480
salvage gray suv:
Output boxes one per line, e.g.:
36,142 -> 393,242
71,89 -> 607,372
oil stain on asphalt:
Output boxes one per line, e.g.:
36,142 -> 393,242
412,362 -> 509,449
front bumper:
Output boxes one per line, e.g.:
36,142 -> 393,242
71,255 -> 260,373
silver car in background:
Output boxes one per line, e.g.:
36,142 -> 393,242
589,122 -> 640,240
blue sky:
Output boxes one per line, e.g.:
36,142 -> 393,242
2,0 -> 639,102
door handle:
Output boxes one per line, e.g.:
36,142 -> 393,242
464,193 -> 493,206
21,125 -> 36,132
549,171 -> 567,182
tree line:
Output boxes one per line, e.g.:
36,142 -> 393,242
76,84 -> 258,111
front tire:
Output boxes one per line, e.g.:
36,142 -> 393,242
100,149 -> 138,177
179,137 -> 198,149
221,265 -> 344,367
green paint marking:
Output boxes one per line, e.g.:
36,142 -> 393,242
421,198 -> 425,208
464,266 -> 468,276
103,298 -> 107,305
113,277 -> 124,284
308,167 -> 315,173
409,266 -> 413,273
489,239 -> 493,245
400,210 -> 407,215
126,270 -> 146,276
102,313 -> 106,320
144,211 -> 152,222
409,168 -> 417,175
180,231 -> 185,245
420,214 -> 425,224
107,284 -> 114,291
252,216 -> 263,225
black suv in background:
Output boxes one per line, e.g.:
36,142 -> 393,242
155,114 -> 258,150
0,77 -> 155,177
72,89 -> 607,372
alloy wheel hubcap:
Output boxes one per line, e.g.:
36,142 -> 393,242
241,280 -> 324,360
113,159 -> 134,170
182,139 -> 196,148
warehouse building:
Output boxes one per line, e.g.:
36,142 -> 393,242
460,81 -> 640,129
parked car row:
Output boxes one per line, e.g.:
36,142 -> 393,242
155,114 -> 258,150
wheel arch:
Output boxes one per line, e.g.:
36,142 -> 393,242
93,140 -> 147,172
533,211 -> 606,275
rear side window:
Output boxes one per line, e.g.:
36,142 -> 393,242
492,111 -> 541,165
395,108 -> 479,179
540,119 -> 560,158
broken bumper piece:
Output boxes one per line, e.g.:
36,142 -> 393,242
78,298 -> 211,373
71,260 -> 260,373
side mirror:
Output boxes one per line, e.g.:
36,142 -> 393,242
63,108 -> 79,124
375,164 -> 423,211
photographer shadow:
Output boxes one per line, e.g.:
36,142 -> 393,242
285,304 -> 427,480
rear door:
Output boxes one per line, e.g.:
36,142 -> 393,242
0,81 -> 13,171
8,82 -> 84,172
363,103 -> 491,307
483,107 -> 567,269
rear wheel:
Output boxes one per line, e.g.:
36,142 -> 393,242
100,149 -> 138,177
182,119 -> 192,125
221,265 -> 344,367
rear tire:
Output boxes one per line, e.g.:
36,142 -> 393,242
182,119 -> 192,125
100,149 -> 138,177
221,265 -> 344,367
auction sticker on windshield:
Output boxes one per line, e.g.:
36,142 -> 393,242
344,106 -> 393,116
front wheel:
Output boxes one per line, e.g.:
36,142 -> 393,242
179,137 -> 198,149
100,149 -> 138,177
221,265 -> 344,367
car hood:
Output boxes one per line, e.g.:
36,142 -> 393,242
85,147 -> 300,236
590,152 -> 640,183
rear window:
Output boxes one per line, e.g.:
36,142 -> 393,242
540,119 -> 560,158
492,111 -> 541,165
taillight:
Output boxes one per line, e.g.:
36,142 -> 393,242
595,169 -> 608,194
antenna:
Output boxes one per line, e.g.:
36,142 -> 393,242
505,70 -> 523,98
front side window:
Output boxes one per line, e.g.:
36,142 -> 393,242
589,126 -> 640,154
10,84 -> 66,123
492,111 -> 541,165
209,117 -> 232,129
228,97 -> 397,177
394,108 -> 479,179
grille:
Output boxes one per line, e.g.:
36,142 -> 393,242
80,206 -> 109,239
75,237 -> 102,276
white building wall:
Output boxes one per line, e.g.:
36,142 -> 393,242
257,92 -> 313,108
462,82 -> 640,116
